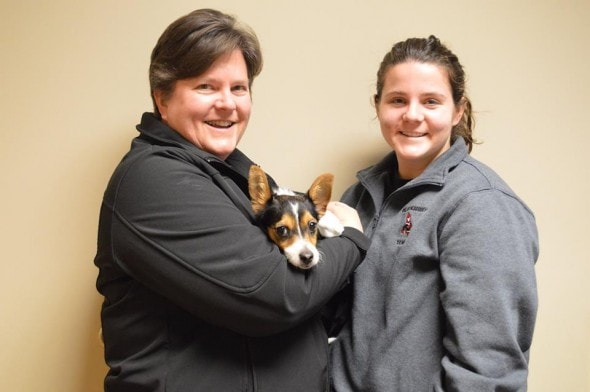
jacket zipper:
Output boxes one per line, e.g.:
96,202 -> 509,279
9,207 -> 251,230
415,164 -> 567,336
244,338 -> 256,391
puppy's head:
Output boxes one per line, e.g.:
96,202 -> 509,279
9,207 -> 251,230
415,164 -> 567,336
248,165 -> 334,269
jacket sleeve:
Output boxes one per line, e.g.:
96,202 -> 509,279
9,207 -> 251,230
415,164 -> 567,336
435,189 -> 539,391
103,149 -> 368,337
321,183 -> 372,337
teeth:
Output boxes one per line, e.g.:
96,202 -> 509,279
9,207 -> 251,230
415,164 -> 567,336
401,132 -> 425,137
206,120 -> 234,128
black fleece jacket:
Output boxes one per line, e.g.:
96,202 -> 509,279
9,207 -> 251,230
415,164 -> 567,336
94,113 -> 368,392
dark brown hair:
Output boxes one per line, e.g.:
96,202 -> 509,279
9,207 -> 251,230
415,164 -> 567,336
149,9 -> 263,118
374,35 -> 476,152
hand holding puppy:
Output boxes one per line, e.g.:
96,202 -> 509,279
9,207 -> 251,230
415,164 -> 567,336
319,201 -> 363,236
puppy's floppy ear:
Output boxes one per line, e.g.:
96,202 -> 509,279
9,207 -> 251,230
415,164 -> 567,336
248,165 -> 273,215
308,174 -> 334,217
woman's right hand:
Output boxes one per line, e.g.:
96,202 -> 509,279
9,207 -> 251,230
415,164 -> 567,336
326,201 -> 363,232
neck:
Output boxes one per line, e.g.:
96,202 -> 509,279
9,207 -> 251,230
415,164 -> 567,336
397,162 -> 424,180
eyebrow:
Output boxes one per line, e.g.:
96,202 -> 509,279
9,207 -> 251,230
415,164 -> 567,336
189,75 -> 249,85
382,90 -> 448,100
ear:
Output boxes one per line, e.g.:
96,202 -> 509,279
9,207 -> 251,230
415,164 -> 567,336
308,174 -> 334,217
452,97 -> 466,126
374,94 -> 382,116
153,90 -> 169,121
248,165 -> 272,215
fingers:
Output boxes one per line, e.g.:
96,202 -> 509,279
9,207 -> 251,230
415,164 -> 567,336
326,201 -> 363,232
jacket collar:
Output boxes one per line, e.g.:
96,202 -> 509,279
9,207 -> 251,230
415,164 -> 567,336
357,137 -> 469,192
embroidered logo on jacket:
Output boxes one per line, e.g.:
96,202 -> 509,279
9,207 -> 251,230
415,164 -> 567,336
400,212 -> 412,236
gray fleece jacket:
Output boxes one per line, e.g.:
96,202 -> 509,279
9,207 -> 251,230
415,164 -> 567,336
330,137 -> 539,391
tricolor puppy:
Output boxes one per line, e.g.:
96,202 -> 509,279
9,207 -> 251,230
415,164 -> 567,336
248,165 -> 343,269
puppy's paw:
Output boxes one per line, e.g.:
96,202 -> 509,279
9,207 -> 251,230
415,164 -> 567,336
318,210 -> 344,238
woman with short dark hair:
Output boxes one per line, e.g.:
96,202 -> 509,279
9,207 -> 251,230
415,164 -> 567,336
95,9 -> 367,391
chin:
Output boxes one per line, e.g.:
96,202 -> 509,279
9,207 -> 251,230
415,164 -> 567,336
209,144 -> 239,160
393,141 -> 429,154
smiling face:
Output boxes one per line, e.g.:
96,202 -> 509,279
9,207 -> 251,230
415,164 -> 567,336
154,49 -> 252,160
376,61 -> 464,179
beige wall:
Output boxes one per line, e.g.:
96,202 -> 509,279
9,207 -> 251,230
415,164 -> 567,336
1,0 -> 588,390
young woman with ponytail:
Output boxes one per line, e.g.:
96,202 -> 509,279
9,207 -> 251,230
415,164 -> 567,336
329,36 -> 539,391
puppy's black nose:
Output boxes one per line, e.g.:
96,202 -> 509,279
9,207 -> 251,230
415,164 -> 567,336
300,251 -> 314,265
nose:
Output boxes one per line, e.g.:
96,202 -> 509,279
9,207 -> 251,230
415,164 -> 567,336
215,90 -> 237,111
299,250 -> 315,266
403,102 -> 424,122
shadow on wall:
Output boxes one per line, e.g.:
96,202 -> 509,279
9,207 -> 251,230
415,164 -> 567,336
76,126 -> 135,391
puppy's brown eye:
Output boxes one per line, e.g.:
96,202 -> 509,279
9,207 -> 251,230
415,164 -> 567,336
308,221 -> 317,233
276,226 -> 289,238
